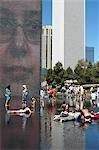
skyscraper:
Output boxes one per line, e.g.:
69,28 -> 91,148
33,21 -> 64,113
86,47 -> 94,63
42,25 -> 52,69
52,0 -> 85,69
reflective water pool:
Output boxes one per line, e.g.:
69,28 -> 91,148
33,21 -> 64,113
0,98 -> 40,150
40,106 -> 99,150
0,98 -> 99,150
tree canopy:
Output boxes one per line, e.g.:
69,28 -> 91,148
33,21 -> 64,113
43,60 -> 99,86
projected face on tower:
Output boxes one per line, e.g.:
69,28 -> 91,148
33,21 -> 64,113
0,0 -> 41,97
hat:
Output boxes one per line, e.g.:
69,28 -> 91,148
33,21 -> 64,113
22,85 -> 27,88
6,85 -> 11,90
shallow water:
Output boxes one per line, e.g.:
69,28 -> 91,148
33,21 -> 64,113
40,107 -> 85,150
0,98 -> 40,150
0,98 -> 99,150
40,106 -> 99,150
85,122 -> 99,150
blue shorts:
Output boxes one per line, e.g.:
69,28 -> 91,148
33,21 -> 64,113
22,95 -> 28,101
5,95 -> 11,102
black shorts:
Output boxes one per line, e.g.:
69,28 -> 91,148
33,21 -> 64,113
49,95 -> 53,98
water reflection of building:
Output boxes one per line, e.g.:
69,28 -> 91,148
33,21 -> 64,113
51,121 -> 85,150
63,122 -> 85,150
51,120 -> 64,149
40,107 -> 85,150
40,107 -> 52,149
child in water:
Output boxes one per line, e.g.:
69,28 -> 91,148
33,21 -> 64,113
5,85 -> 11,107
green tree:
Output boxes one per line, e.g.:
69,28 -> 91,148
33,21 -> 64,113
64,67 -> 74,80
53,62 -> 65,85
84,62 -> 93,83
74,63 -> 85,84
53,61 -> 63,74
46,69 -> 54,85
91,62 -> 99,83
78,59 -> 88,69
45,60 -> 99,86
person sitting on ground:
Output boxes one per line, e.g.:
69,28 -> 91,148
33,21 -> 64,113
74,109 -> 81,121
6,97 -> 36,118
7,104 -> 32,118
59,101 -> 69,116
60,101 -> 69,112
60,109 -> 69,117
80,106 -> 94,123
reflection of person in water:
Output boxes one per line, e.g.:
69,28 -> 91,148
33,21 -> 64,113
5,105 -> 31,129
5,105 -> 11,125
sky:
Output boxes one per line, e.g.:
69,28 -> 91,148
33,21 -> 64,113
42,0 -> 99,62
42,0 -> 52,25
86,0 -> 99,62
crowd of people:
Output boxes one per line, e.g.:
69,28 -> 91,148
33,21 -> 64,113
57,100 -> 94,123
40,83 -> 99,124
4,83 -> 99,125
40,83 -> 99,107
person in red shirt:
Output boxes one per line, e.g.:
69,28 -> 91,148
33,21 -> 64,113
48,87 -> 53,99
53,88 -> 57,98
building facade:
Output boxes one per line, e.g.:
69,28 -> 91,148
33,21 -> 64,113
42,25 -> 52,69
52,0 -> 85,69
86,47 -> 94,63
